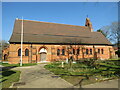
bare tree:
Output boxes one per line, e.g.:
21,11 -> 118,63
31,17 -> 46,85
64,38 -> 82,60
0,41 -> 1,60
101,22 -> 120,44
0,40 -> 9,49
57,38 -> 82,69
101,22 -> 120,57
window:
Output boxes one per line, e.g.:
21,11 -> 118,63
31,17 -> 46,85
62,49 -> 65,55
73,49 -> 75,55
18,49 -> 21,56
77,49 -> 80,55
57,49 -> 60,56
98,49 -> 100,54
86,49 -> 89,55
101,49 -> 104,54
4,54 -> 8,60
90,49 -> 92,55
52,53 -> 55,55
25,49 -> 29,56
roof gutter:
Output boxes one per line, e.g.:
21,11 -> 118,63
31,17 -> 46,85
9,42 -> 113,46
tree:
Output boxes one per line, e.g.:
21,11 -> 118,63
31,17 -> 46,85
0,42 -> 1,60
101,22 -> 120,57
0,40 -> 9,49
97,29 -> 107,37
101,22 -> 120,44
58,38 -> 82,69
64,38 -> 82,60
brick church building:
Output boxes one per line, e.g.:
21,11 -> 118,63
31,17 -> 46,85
3,18 -> 115,64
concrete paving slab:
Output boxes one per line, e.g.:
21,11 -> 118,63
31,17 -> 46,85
82,79 -> 119,88
11,64 -> 119,88
12,64 -> 73,88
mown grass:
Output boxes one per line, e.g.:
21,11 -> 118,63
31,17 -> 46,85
108,58 -> 120,60
45,59 -> 120,86
2,63 -> 37,67
1,70 -> 21,88
1,62 -> 37,88
0,61 -> 2,65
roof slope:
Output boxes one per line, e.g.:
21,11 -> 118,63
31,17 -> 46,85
9,19 -> 111,45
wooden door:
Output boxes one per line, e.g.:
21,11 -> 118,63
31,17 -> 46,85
40,53 -> 46,61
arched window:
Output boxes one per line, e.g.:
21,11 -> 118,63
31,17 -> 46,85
73,49 -> 75,55
25,49 -> 29,56
90,49 -> 92,55
4,54 -> 8,60
18,49 -> 21,56
77,49 -> 80,55
86,49 -> 89,55
62,49 -> 65,55
98,49 -> 100,54
101,49 -> 104,54
57,49 -> 60,56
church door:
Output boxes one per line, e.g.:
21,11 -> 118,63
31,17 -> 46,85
40,52 -> 47,62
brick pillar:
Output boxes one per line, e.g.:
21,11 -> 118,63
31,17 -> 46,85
81,46 -> 84,59
93,45 -> 97,60
30,44 -> 32,63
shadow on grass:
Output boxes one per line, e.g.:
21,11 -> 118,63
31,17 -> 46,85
1,66 -> 19,83
2,70 -> 16,77
61,74 -> 89,88
2,66 -> 17,71
1,70 -> 16,83
73,78 -> 85,88
0,79 -> 7,83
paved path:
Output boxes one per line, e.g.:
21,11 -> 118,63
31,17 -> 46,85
11,64 -> 73,88
83,79 -> 119,88
0,65 -> 4,67
11,64 -> 119,88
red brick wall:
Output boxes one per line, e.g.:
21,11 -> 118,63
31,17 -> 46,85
8,44 -> 115,64
2,47 -> 9,61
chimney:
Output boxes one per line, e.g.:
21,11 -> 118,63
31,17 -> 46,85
85,18 -> 93,32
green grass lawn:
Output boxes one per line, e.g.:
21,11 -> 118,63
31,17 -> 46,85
2,63 -> 37,67
1,70 -> 21,88
0,62 -> 2,65
1,62 -> 37,88
108,58 -> 120,60
44,60 -> 120,86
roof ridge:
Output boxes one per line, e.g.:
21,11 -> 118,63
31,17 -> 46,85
17,19 -> 88,28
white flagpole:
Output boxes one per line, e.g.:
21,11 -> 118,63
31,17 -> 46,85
20,17 -> 23,66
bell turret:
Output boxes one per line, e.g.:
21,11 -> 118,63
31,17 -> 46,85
85,18 -> 93,32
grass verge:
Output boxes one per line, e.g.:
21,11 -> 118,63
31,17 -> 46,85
1,70 -> 21,88
2,63 -> 37,67
1,62 -> 37,88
